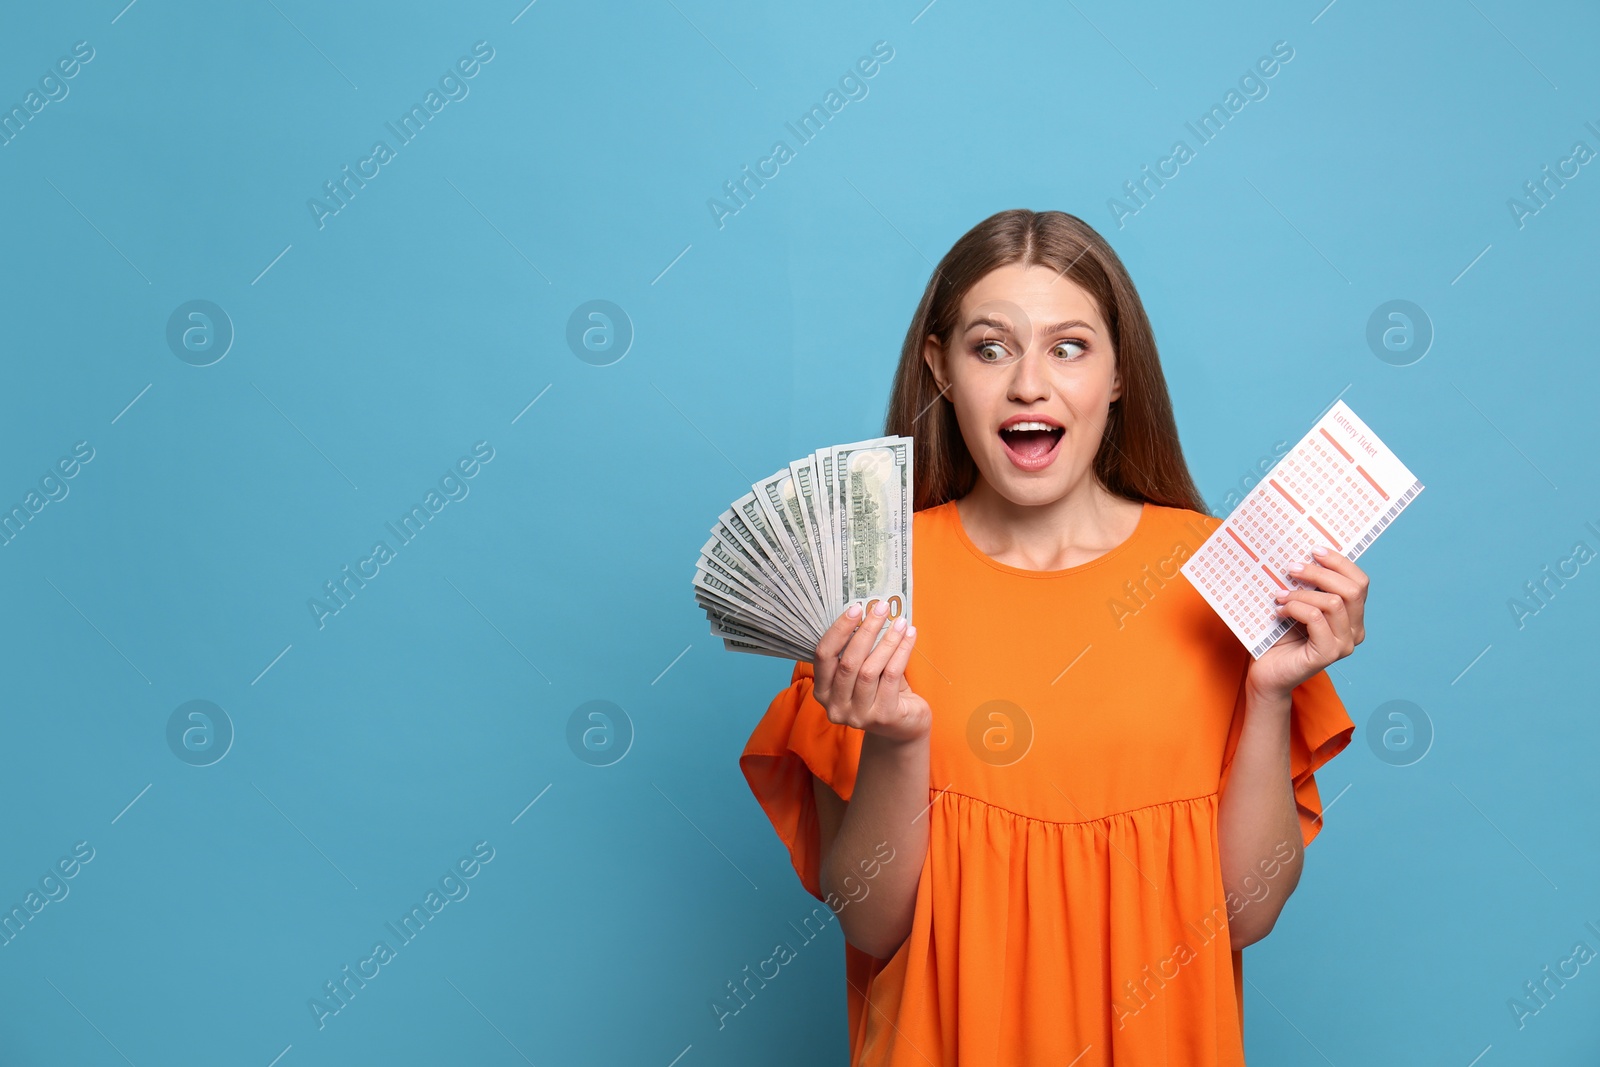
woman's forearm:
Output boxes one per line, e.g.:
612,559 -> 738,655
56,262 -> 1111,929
821,730 -> 931,960
1216,683 -> 1304,950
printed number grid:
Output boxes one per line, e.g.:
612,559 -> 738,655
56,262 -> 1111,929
1188,452 -> 1381,648
1181,401 -> 1424,657
1295,437 -> 1389,544
1189,530 -> 1275,632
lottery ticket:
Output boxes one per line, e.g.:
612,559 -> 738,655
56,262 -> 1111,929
1181,400 -> 1424,658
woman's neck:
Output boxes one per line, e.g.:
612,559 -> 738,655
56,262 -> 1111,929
954,477 -> 1143,572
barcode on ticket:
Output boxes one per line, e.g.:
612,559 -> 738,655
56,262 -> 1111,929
1180,400 -> 1425,659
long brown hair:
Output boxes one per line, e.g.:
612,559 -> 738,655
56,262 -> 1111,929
884,209 -> 1207,515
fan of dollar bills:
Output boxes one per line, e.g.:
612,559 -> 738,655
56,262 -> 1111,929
694,435 -> 914,661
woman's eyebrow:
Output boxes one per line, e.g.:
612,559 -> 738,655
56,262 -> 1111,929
1040,319 -> 1097,335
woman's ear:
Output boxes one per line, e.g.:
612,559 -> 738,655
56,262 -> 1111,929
922,334 -> 947,393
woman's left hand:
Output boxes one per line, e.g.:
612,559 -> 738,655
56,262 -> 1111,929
1246,546 -> 1368,702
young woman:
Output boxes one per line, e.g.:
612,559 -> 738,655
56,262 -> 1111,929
740,209 -> 1361,1065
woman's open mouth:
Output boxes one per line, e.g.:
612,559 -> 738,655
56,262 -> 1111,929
999,420 -> 1065,472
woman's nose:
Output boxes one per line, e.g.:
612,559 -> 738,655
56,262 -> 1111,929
1007,348 -> 1050,402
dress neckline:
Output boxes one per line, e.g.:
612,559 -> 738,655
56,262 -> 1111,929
941,498 -> 1153,579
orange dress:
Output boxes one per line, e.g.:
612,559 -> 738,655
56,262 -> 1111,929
740,499 -> 1355,1065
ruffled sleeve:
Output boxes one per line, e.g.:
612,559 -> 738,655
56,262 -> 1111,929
1220,668 -> 1356,848
739,660 -> 865,900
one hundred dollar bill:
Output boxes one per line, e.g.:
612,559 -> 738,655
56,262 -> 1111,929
826,437 -> 913,628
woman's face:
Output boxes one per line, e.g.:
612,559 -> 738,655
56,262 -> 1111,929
923,262 -> 1122,507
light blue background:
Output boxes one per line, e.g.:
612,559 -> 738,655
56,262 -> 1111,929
1,0 -> 1596,1063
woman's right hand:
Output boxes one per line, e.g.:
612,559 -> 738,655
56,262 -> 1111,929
812,603 -> 931,743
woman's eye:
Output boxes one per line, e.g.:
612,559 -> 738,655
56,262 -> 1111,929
977,341 -> 1008,362
1054,340 -> 1086,360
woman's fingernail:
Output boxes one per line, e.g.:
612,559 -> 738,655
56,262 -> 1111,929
847,604 -> 862,619
892,617 -> 907,632
1275,591 -> 1288,601
907,625 -> 917,637
1312,545 -> 1329,556
1287,562 -> 1304,574
873,601 -> 889,616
